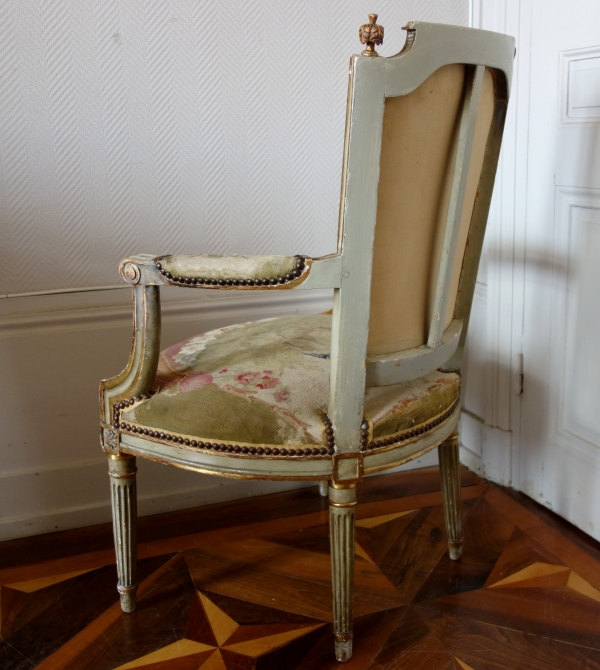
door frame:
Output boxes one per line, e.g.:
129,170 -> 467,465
461,0 -> 531,486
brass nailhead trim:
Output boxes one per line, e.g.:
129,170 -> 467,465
154,256 -> 307,288
320,412 -> 336,456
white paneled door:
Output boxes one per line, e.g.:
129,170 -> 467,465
519,0 -> 600,539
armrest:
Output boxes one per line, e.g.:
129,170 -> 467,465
119,253 -> 343,290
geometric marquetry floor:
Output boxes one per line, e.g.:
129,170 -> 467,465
2,467 -> 600,669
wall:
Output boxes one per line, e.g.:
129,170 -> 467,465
458,0 -> 528,486
0,0 -> 468,540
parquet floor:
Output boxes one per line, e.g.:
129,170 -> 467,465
1,467 -> 600,669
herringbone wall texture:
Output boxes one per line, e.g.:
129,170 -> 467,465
0,0 -> 467,295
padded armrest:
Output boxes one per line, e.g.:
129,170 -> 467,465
157,253 -> 305,286
119,253 -> 342,290
118,253 -> 314,289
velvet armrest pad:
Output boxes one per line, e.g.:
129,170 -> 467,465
158,254 -> 302,281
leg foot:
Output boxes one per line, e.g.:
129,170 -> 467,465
118,586 -> 137,613
329,484 -> 356,662
108,454 -> 138,612
334,634 -> 353,662
448,539 -> 463,560
319,480 -> 329,497
438,432 -> 463,561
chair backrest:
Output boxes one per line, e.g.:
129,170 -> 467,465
328,21 -> 514,451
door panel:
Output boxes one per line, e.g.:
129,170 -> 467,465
520,0 -> 600,538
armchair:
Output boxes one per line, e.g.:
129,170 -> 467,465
100,18 -> 514,663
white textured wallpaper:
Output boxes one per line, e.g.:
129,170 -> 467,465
0,0 -> 467,295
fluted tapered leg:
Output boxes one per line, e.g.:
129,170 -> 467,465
329,483 -> 356,662
438,432 -> 463,560
108,454 -> 138,612
319,480 -> 329,497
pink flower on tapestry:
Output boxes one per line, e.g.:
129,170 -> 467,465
274,390 -> 290,402
236,371 -> 262,387
180,372 -> 213,392
256,374 -> 279,390
235,371 -> 281,390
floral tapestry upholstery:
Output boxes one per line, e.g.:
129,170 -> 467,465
120,314 -> 460,449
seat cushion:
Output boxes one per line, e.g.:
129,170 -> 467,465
120,314 -> 459,448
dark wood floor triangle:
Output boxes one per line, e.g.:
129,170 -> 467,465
194,589 -> 322,626
484,525 -> 568,587
263,525 -> 331,555
420,584 -> 600,650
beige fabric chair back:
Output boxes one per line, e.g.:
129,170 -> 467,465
368,64 -> 495,356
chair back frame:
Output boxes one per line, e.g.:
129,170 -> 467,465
329,22 -> 514,453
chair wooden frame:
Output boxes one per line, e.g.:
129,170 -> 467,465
99,21 -> 514,662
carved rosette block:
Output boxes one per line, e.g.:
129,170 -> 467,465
108,454 -> 138,612
438,433 -> 463,560
329,484 -> 357,661
359,13 -> 384,57
102,427 -> 118,452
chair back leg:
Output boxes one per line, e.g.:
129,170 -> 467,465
108,454 -> 138,612
329,483 -> 356,661
319,480 -> 329,497
438,432 -> 464,560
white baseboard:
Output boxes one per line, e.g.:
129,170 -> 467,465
0,456 -> 312,541
459,410 -> 512,486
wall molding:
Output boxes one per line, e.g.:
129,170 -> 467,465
558,45 -> 600,124
0,287 -> 334,337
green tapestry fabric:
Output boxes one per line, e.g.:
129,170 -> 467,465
159,254 -> 299,281
121,314 -> 459,447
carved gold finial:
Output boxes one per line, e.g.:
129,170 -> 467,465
359,13 -> 384,57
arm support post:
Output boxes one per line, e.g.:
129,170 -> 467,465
100,282 -> 161,426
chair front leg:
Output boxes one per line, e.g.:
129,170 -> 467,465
329,483 -> 356,662
108,453 -> 138,612
438,431 -> 463,560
